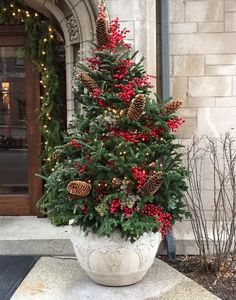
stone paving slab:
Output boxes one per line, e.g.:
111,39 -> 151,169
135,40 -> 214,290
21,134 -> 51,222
11,257 -> 220,300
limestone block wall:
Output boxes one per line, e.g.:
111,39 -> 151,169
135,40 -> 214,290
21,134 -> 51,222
169,0 -> 236,139
105,0 -> 158,83
169,0 -> 236,253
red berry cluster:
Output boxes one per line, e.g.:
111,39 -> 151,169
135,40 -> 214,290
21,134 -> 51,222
133,75 -> 152,88
108,17 -> 130,50
132,166 -> 147,189
122,207 -> 133,218
97,99 -> 106,107
113,59 -> 134,80
144,204 -> 172,236
69,139 -> 82,148
110,128 -> 163,143
86,57 -> 101,70
110,198 -> 121,213
109,199 -> 133,218
75,162 -> 87,174
167,117 -> 185,132
96,181 -> 107,201
115,81 -> 136,102
107,160 -> 116,166
82,204 -> 89,214
98,3 -> 106,18
110,128 -> 139,142
89,88 -> 101,98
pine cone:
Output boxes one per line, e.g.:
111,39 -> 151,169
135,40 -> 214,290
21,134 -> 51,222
140,173 -> 162,196
96,16 -> 109,47
128,94 -> 146,121
79,72 -> 99,92
164,99 -> 183,114
67,180 -> 91,197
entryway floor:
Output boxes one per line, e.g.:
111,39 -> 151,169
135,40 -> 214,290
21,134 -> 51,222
10,257 -> 220,300
0,217 -> 220,299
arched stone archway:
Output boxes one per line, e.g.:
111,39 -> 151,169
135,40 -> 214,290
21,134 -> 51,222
23,0 -> 97,123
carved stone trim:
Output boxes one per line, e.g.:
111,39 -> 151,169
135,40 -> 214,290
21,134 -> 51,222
66,15 -> 80,43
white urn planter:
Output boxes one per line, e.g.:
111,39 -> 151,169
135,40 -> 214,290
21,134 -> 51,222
70,225 -> 162,286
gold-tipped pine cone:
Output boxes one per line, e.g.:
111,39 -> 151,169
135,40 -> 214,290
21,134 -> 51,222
128,94 -> 146,121
79,72 -> 99,92
96,16 -> 109,47
140,173 -> 162,196
67,180 -> 91,197
164,99 -> 183,114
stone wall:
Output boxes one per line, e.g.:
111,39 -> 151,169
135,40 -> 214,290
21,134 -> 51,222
169,0 -> 236,139
169,0 -> 236,254
105,0 -> 158,80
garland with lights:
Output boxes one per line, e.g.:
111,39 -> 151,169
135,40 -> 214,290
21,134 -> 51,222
40,3 -> 189,239
0,0 -> 65,176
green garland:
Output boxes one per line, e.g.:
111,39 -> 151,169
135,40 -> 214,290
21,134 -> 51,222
0,0 -> 66,177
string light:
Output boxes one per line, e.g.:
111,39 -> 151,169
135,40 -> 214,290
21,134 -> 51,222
3,2 -> 65,177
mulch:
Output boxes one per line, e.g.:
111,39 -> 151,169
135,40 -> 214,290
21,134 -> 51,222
159,256 -> 236,300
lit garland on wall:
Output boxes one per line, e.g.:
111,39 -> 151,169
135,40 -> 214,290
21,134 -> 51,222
0,0 -> 66,176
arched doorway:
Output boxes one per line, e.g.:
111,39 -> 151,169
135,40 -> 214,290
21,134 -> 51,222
0,0 -> 97,216
0,24 -> 42,215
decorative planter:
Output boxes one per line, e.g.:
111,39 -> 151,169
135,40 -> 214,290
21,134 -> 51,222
70,225 -> 162,286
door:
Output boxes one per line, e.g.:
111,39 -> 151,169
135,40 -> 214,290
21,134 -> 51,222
0,25 -> 42,215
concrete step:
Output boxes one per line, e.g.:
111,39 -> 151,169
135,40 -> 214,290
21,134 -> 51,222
0,216 -> 74,256
0,216 -> 198,256
11,257 -> 220,300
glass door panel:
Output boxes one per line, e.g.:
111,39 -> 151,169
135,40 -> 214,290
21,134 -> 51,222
0,46 -> 28,194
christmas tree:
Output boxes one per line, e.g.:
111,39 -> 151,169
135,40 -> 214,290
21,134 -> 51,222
39,3 -> 188,240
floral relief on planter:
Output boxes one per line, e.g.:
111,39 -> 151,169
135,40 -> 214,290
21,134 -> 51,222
70,226 -> 162,286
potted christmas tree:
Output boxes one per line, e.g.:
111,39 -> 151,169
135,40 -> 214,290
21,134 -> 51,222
40,3 -> 188,286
